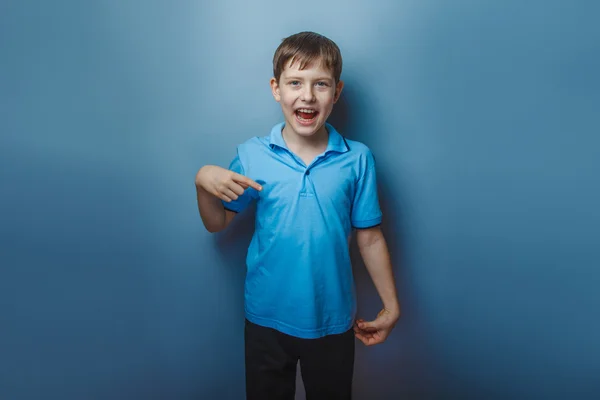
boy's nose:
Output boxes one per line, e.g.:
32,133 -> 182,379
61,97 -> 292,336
300,87 -> 315,102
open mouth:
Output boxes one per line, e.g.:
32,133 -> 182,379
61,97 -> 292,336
295,108 -> 319,125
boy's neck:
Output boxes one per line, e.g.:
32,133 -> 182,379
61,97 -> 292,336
281,124 -> 329,153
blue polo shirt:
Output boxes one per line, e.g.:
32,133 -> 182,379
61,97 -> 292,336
223,122 -> 382,339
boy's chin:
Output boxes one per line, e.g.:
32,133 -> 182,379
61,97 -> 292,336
287,122 -> 325,137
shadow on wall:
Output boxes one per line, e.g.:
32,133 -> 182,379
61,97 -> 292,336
333,87 -> 441,398
329,89 -> 351,135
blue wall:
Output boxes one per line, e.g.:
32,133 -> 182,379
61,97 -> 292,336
2,0 -> 599,398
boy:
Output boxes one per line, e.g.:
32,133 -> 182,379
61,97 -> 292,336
195,32 -> 400,400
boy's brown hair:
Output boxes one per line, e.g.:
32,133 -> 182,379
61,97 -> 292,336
272,31 -> 343,83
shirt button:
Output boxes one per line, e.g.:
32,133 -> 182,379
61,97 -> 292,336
305,170 -> 310,175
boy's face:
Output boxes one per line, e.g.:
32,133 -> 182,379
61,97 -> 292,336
270,58 -> 344,139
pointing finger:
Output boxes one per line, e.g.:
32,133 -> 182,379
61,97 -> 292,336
228,182 -> 245,196
232,173 -> 262,191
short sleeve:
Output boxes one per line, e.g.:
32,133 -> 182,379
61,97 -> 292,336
351,152 -> 383,228
221,151 -> 257,213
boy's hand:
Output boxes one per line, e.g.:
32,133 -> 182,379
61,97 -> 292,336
196,165 -> 262,202
353,307 -> 400,346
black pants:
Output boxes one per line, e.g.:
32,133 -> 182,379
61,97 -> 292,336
244,319 -> 355,400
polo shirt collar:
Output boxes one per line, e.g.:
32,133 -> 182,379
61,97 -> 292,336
269,122 -> 349,154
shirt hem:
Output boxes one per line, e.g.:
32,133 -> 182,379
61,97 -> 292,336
352,216 -> 382,229
245,310 -> 354,339
222,203 -> 240,213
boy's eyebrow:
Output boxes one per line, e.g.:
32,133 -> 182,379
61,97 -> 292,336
285,76 -> 334,81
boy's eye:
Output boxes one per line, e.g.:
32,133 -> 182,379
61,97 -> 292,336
316,82 -> 329,87
290,81 -> 300,86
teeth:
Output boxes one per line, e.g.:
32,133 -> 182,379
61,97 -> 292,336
297,109 -> 315,113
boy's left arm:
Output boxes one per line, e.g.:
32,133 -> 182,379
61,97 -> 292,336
354,225 -> 401,346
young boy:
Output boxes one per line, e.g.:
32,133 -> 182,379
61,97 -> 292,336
195,31 -> 400,400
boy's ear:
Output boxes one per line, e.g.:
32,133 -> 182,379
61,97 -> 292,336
270,77 -> 281,102
333,80 -> 345,103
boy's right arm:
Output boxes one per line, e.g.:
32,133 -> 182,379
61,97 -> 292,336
194,165 -> 262,233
